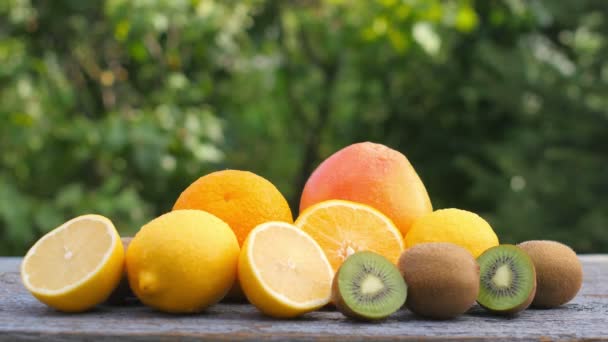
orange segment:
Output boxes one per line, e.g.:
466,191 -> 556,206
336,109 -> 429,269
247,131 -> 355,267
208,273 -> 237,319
238,222 -> 333,318
295,200 -> 404,271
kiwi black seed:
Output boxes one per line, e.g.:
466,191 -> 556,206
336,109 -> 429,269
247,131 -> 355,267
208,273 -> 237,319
518,240 -> 583,308
398,243 -> 479,319
477,245 -> 536,315
106,237 -> 139,306
331,251 -> 407,321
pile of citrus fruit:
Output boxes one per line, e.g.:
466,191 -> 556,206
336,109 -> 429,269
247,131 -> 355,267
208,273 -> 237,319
21,142 -> 583,320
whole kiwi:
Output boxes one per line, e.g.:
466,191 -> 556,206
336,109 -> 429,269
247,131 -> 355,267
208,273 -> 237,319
518,240 -> 583,308
105,237 -> 138,305
398,243 -> 479,319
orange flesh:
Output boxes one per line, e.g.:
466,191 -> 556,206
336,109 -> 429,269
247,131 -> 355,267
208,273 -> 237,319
297,202 -> 404,271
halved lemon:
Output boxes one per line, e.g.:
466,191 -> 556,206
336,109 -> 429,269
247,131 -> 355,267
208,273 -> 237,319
295,199 -> 404,271
21,214 -> 124,312
238,221 -> 333,318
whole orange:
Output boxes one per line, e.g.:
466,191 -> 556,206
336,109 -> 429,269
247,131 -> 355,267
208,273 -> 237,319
300,142 -> 432,237
173,170 -> 293,245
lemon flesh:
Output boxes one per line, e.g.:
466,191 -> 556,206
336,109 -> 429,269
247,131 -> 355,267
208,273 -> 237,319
239,221 -> 333,318
21,214 -> 124,312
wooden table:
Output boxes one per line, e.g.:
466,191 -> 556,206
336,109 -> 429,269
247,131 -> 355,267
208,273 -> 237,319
1,256 -> 607,341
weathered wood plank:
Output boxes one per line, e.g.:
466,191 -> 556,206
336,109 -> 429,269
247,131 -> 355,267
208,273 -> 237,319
0,257 -> 21,273
1,256 -> 607,341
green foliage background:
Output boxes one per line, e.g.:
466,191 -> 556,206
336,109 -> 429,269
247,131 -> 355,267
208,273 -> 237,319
1,0 -> 607,255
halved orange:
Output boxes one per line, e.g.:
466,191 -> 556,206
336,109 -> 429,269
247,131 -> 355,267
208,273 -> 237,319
238,221 -> 333,318
21,214 -> 124,312
295,200 -> 404,271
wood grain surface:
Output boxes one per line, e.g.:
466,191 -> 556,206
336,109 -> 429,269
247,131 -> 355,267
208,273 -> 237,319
1,256 -> 607,341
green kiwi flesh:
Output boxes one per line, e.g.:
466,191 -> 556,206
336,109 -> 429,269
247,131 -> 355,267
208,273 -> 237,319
477,245 -> 536,315
332,251 -> 407,320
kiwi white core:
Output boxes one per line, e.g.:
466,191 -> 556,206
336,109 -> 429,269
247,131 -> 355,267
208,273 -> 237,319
492,264 -> 513,288
361,274 -> 384,295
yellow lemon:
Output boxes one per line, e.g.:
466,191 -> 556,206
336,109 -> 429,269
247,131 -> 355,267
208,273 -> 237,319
238,221 -> 333,318
126,210 -> 239,313
21,214 -> 124,312
404,208 -> 499,257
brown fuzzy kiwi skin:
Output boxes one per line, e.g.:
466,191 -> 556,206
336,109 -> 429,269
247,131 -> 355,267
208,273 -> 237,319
518,240 -> 583,308
398,243 -> 479,320
331,267 -> 383,321
477,246 -> 537,316
106,237 -> 138,305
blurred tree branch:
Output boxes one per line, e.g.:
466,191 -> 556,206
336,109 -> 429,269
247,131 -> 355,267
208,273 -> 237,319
274,2 -> 341,210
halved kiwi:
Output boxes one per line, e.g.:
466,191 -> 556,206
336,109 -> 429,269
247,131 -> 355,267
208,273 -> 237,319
477,245 -> 536,315
331,251 -> 407,321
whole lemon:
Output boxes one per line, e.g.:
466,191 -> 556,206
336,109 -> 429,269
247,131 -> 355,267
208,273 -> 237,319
126,210 -> 239,313
404,208 -> 498,258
